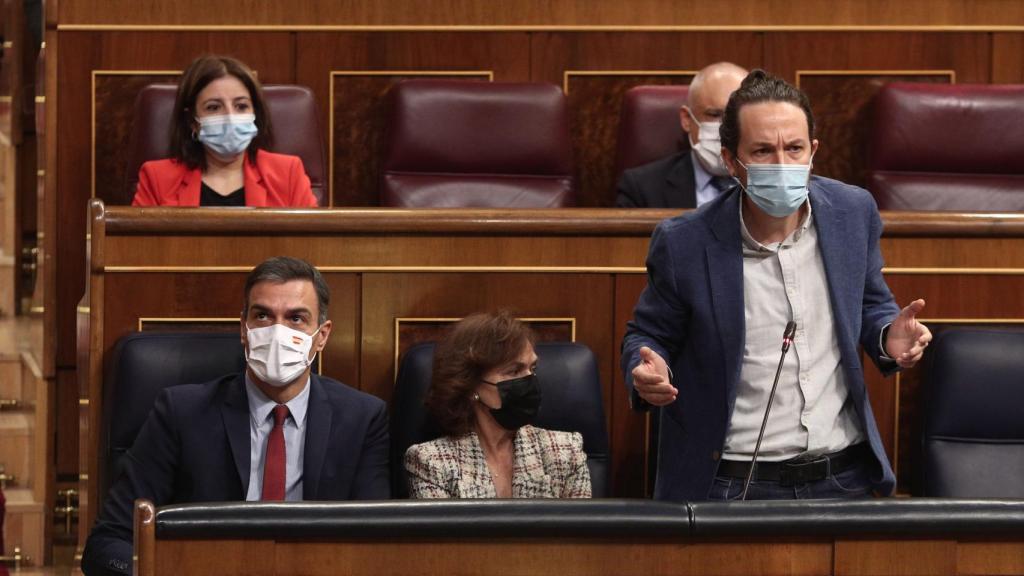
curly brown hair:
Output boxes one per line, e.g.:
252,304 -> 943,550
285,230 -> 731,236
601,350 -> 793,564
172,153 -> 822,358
425,311 -> 535,436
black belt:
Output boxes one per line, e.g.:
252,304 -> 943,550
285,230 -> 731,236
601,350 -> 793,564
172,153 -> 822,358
716,443 -> 870,486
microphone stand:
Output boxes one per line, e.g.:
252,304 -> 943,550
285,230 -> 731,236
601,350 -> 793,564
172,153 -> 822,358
741,321 -> 797,501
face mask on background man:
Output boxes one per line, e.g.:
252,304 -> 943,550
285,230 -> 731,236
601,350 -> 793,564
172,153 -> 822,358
686,108 -> 730,176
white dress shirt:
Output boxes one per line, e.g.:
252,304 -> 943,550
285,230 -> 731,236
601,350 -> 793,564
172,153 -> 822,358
245,373 -> 310,501
722,200 -> 864,462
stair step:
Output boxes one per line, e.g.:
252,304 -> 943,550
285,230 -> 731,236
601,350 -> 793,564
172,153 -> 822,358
0,412 -> 33,489
3,487 -> 44,569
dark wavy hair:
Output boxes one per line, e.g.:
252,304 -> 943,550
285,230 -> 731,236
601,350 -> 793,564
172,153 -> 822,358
169,54 -> 273,170
243,256 -> 329,325
720,69 -> 815,156
425,311 -> 535,436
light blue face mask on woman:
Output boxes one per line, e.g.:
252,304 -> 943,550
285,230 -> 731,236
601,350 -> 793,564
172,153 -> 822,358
196,113 -> 258,159
735,157 -> 813,218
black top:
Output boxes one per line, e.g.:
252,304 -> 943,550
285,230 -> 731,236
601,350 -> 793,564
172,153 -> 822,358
200,182 -> 245,207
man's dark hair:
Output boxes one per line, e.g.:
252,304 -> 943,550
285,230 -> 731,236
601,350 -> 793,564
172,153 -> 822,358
243,256 -> 329,324
170,54 -> 274,170
720,69 -> 815,156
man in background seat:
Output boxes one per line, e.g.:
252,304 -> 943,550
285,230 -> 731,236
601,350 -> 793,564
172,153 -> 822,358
616,62 -> 747,209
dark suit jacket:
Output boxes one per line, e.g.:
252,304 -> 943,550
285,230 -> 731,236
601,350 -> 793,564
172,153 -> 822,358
621,176 -> 900,501
81,373 -> 389,575
615,152 -> 697,208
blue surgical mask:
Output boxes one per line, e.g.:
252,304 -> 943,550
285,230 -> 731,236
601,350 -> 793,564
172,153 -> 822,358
735,157 -> 813,217
196,114 -> 258,159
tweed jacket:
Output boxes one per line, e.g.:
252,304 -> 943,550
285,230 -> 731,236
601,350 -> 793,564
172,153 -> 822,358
405,425 -> 591,498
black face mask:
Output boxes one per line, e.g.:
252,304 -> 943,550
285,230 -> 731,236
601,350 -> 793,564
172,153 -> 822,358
480,373 -> 542,431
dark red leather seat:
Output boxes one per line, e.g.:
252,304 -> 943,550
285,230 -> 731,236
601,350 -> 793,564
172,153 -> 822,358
868,83 -> 1024,211
122,84 -> 326,206
613,85 -> 689,182
381,79 -> 574,207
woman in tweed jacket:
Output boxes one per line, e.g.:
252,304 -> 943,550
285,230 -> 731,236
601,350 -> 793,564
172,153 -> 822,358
405,312 -> 591,499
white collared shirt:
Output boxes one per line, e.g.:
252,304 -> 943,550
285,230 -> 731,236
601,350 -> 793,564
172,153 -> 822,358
722,200 -> 864,461
245,373 -> 310,501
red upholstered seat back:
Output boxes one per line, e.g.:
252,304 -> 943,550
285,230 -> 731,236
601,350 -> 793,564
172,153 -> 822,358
381,79 -> 574,207
122,84 -> 327,206
614,85 -> 690,180
868,83 -> 1024,210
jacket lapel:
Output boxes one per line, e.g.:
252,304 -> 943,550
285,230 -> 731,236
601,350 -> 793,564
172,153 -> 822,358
302,374 -> 331,499
706,190 -> 746,413
243,153 -> 268,206
457,434 -> 497,498
808,182 -> 853,352
511,428 -> 554,498
179,166 -> 202,206
220,374 -> 251,495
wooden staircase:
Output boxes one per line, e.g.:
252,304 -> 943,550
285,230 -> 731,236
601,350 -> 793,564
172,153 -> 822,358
0,320 -> 50,572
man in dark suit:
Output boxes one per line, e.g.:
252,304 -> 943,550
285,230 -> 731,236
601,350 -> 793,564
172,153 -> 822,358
616,62 -> 747,208
621,70 -> 932,501
82,257 -> 389,575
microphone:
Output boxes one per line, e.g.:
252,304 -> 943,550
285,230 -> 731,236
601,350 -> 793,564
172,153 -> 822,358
740,321 -> 797,500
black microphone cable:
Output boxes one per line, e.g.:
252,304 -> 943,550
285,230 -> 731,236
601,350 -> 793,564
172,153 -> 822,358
740,321 -> 797,501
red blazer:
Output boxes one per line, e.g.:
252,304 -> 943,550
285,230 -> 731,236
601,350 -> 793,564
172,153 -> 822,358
132,149 -> 318,207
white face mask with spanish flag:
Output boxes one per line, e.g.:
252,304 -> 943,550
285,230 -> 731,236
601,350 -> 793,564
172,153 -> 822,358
244,323 -> 318,387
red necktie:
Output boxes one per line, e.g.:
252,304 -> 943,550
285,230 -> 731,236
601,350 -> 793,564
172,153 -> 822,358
261,405 -> 289,501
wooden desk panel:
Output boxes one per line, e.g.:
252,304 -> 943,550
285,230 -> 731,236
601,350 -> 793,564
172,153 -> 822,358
138,535 -> 1024,576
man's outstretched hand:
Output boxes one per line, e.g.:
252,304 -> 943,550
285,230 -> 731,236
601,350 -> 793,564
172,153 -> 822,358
631,346 -> 678,406
885,298 -> 932,369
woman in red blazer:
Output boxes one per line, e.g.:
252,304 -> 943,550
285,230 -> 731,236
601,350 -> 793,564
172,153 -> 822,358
132,55 -> 317,208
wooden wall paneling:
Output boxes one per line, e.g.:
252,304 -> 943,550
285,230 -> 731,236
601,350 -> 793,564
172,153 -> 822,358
294,32 -> 530,207
42,25 -> 57,378
360,272 -> 614,409
881,237 -> 1024,269
612,274 -> 649,497
92,72 -> 179,204
766,32 -> 991,85
764,32 -> 989,189
530,32 -> 763,207
834,539 -> 956,576
796,71 -> 953,190
958,541 -> 1024,575
992,33 -> 1024,83
54,0 -> 1024,27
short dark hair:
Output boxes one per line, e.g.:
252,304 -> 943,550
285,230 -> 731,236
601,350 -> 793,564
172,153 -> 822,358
169,54 -> 274,170
243,257 -> 329,325
720,69 -> 815,156
425,311 -> 535,436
